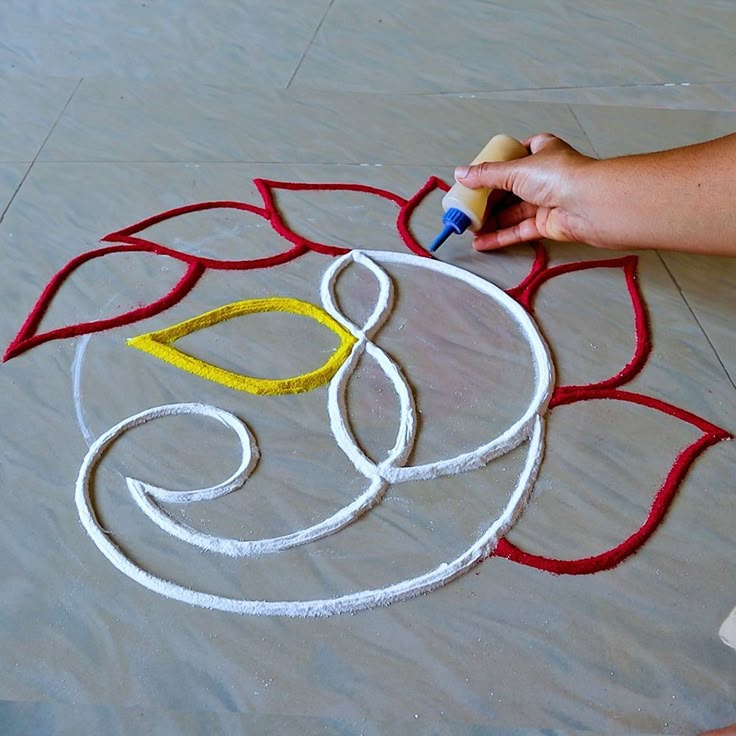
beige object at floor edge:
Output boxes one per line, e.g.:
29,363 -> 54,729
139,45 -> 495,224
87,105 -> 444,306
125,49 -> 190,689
719,606 -> 736,650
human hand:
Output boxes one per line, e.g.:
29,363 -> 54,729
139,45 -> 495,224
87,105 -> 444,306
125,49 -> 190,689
455,133 -> 598,250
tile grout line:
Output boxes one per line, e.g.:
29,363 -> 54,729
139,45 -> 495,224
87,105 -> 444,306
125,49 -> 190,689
567,105 -> 600,157
35,77 -> 85,159
284,0 -> 336,90
406,79 -> 736,98
0,77 -> 84,226
0,163 -> 32,226
656,251 -> 736,392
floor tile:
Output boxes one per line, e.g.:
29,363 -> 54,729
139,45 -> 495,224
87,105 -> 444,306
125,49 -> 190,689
0,1 -> 332,85
660,251 -> 736,387
2,160 -> 733,733
470,82 -> 736,112
3,0 -> 736,731
570,104 -> 736,157
0,162 -> 28,213
0,75 -> 79,160
40,82 -> 594,163
293,1 -> 736,93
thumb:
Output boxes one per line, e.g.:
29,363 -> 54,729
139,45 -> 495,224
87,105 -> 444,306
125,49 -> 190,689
454,160 -> 517,192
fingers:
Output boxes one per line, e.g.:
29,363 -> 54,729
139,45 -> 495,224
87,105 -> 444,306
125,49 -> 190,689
526,132 -> 560,154
454,159 -> 516,192
454,132 -> 563,191
454,132 -> 583,250
472,217 -> 542,251
482,200 -> 538,234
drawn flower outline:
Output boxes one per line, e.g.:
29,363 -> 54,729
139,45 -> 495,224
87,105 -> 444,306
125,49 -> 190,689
4,175 -> 730,585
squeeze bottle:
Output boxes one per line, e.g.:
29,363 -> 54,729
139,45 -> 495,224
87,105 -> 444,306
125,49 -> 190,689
429,134 -> 528,252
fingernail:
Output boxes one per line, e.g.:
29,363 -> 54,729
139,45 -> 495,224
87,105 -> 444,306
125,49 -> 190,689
454,166 -> 469,179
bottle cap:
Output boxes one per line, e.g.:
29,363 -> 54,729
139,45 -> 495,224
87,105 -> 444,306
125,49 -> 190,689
442,207 -> 472,234
429,208 -> 472,252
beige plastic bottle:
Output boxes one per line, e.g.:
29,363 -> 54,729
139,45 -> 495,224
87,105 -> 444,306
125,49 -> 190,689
430,134 -> 528,252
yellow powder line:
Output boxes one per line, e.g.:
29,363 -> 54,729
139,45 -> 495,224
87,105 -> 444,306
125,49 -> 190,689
127,297 -> 356,395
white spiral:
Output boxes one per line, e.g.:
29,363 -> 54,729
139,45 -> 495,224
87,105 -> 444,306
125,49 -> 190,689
75,250 -> 554,617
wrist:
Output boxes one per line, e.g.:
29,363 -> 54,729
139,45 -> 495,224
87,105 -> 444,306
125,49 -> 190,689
559,156 -> 611,248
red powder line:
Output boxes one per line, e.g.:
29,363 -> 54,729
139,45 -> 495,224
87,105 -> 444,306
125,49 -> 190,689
517,255 -> 651,392
495,389 -> 731,574
505,241 -> 549,299
3,246 -> 204,361
4,177 -> 453,359
4,179 -> 731,582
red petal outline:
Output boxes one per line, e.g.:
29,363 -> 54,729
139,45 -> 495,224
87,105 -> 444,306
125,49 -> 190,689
504,241 -> 549,298
101,178 -> 459,263
3,245 -> 204,361
257,178 -> 408,257
5,176 -> 466,361
515,255 -> 649,393
102,199 -> 311,270
495,388 -> 731,575
396,176 -> 446,257
4,177 -> 732,585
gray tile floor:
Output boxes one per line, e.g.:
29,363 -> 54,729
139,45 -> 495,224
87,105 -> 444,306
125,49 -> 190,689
1,3 -> 734,734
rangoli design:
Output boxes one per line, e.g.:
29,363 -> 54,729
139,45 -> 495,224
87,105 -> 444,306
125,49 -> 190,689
4,176 -> 731,617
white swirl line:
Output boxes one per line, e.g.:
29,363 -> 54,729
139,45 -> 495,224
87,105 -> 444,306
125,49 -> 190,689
76,250 -> 554,616
129,474 -> 390,558
322,251 -> 553,484
77,405 -> 544,617
328,339 -> 417,480
320,250 -> 394,340
127,412 -> 258,505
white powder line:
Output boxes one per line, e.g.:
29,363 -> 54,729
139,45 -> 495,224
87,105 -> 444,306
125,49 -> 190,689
77,405 -> 544,617
130,474 -> 390,557
320,250 -> 394,340
72,295 -> 121,447
72,333 -> 96,447
126,414 -> 258,506
75,250 -> 554,616
328,339 -> 417,480
323,251 -> 553,483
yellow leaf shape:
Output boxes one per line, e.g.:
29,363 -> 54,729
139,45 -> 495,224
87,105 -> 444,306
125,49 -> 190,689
127,297 -> 356,395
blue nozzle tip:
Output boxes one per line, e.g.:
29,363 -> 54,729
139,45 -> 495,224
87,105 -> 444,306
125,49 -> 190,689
429,224 -> 455,252
429,208 -> 472,253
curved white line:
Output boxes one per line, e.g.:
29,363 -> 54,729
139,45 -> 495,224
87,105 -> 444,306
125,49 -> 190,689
352,251 -> 394,337
77,409 -> 544,617
129,475 -> 389,557
320,251 -> 394,340
76,249 -> 553,616
327,339 -> 417,480
72,333 -> 96,447
341,250 -> 554,482
72,295 -> 121,447
125,415 -> 258,505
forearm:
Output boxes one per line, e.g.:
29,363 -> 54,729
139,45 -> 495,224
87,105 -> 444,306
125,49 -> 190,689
576,134 -> 736,255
